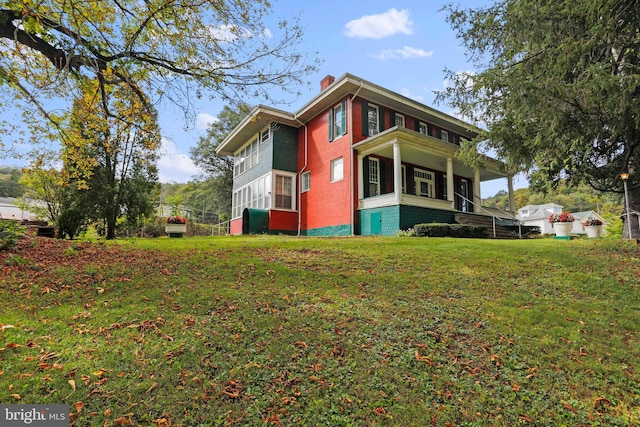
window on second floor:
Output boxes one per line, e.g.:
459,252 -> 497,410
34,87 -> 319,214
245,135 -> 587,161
419,122 -> 428,136
233,137 -> 259,177
440,130 -> 449,143
367,104 -> 379,136
394,113 -> 405,128
329,100 -> 347,141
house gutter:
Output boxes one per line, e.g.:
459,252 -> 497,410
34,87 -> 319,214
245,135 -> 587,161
295,117 -> 308,237
349,81 -> 364,235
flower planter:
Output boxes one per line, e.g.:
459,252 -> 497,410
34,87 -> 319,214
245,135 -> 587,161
165,223 -> 187,237
552,222 -> 573,237
584,225 -> 602,238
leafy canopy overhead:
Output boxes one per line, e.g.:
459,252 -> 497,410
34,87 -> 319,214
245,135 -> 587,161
0,0 -> 318,148
438,0 -> 640,194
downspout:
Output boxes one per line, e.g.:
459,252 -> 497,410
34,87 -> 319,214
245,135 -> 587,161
350,81 -> 365,235
296,117 -> 308,236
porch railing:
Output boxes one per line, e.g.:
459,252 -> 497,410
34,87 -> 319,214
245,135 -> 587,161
456,192 -> 522,239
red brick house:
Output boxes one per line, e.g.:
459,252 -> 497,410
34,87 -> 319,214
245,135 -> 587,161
217,73 -> 513,236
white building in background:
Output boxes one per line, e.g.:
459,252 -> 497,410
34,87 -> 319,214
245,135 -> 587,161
517,203 -> 608,235
0,197 -> 39,221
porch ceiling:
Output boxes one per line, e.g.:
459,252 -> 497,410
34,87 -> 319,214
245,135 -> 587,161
352,127 -> 507,182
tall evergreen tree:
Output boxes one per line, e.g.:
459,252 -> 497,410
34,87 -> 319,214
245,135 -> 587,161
439,0 -> 640,238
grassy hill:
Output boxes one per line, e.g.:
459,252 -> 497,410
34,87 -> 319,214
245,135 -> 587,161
1,236 -> 638,425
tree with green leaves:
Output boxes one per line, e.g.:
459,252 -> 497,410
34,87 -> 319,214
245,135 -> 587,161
63,79 -> 160,239
190,103 -> 252,221
0,0 -> 318,155
439,0 -> 640,238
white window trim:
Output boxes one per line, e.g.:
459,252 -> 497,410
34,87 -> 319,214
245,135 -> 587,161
395,113 -> 405,128
368,104 -> 379,137
231,172 -> 272,219
273,171 -> 297,211
440,129 -> 449,143
233,136 -> 260,177
368,157 -> 380,197
301,171 -> 311,193
401,165 -> 406,194
331,157 -> 344,183
414,167 -> 435,198
330,101 -> 347,141
419,122 -> 428,135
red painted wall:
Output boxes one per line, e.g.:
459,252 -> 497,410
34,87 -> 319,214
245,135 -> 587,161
230,218 -> 242,235
298,96 -> 353,233
269,210 -> 298,233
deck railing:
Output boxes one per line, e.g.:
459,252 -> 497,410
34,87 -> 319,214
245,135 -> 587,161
456,193 -> 522,239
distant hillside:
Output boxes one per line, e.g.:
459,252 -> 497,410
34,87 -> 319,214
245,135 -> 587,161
0,166 -> 25,198
482,182 -> 623,214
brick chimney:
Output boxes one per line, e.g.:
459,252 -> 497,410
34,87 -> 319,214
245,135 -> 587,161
320,75 -> 335,91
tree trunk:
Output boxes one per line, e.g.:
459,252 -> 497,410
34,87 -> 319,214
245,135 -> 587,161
622,188 -> 640,239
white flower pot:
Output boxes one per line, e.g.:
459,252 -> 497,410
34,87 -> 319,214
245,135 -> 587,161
584,225 -> 602,238
165,223 -> 187,237
553,222 -> 573,237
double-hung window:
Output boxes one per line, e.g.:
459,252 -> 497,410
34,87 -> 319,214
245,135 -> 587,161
368,158 -> 380,196
329,100 -> 347,141
395,113 -> 405,128
275,175 -> 293,209
367,104 -> 379,136
440,130 -> 450,143
419,122 -> 428,136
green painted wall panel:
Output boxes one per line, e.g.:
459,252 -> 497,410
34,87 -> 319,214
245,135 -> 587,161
399,205 -> 455,230
272,125 -> 298,172
305,224 -> 351,237
359,206 -> 400,236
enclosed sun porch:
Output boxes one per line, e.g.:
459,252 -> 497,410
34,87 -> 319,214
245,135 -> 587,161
354,126 -> 515,236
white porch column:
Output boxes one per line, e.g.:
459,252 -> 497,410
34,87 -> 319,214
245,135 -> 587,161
508,175 -> 515,212
357,154 -> 364,201
446,157 -> 454,202
473,169 -> 481,204
393,143 -> 402,203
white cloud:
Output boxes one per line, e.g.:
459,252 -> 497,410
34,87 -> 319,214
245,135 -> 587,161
400,88 -> 424,102
195,113 -> 218,130
157,137 -> 202,183
262,28 -> 273,38
371,46 -> 433,61
344,8 -> 412,39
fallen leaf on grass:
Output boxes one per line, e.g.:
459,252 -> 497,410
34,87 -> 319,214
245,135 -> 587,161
414,351 -> 434,365
10,393 -> 21,400
114,416 -> 133,426
68,380 -> 76,390
374,407 -> 388,415
0,324 -> 15,330
74,402 -> 83,412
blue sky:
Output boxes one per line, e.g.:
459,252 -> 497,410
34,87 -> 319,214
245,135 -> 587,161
5,0 -> 523,197
157,0 -> 524,197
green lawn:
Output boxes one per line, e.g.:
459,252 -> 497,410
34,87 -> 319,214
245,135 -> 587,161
1,235 -> 638,426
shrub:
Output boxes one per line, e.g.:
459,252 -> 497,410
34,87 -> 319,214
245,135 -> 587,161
414,223 -> 486,238
0,220 -> 25,250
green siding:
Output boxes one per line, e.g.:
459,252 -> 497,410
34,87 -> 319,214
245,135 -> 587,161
359,205 -> 456,235
359,206 -> 400,236
305,224 -> 351,237
272,125 -> 298,172
399,205 -> 455,229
